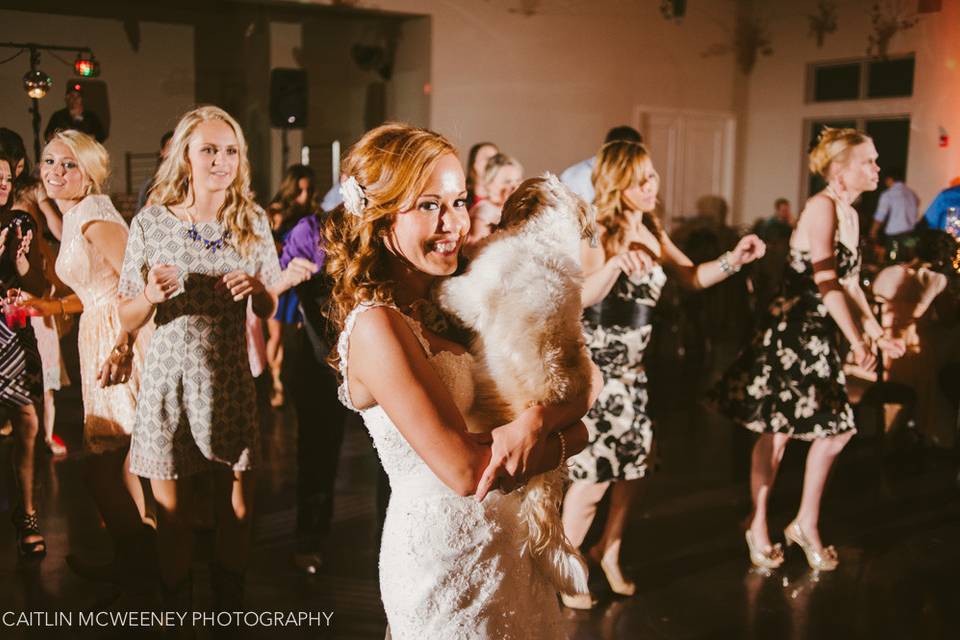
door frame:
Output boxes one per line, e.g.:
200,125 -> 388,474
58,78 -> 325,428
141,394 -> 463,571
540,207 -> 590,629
632,105 -> 737,227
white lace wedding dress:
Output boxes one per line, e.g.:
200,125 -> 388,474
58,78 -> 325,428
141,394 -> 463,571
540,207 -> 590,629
337,302 -> 565,640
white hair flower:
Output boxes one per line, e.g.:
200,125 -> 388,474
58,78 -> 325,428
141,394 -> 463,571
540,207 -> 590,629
339,176 -> 367,218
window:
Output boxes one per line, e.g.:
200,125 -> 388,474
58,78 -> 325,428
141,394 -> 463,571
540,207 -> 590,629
812,64 -> 861,102
807,55 -> 914,102
867,57 -> 915,98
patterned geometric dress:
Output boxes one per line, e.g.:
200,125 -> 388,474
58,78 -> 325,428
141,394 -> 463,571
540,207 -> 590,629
709,236 -> 861,440
568,266 -> 667,483
118,205 -> 281,479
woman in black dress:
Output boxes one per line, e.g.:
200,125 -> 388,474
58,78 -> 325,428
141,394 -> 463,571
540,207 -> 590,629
0,133 -> 47,557
561,140 -> 765,608
711,128 -> 905,571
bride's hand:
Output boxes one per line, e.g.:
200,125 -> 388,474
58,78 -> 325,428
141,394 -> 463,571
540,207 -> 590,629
475,410 -> 550,501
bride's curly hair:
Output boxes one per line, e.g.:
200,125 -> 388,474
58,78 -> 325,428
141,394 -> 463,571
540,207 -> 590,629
323,123 -> 457,367
592,140 -> 663,257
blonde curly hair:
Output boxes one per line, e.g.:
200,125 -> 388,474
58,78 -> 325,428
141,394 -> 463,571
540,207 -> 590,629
592,139 -> 663,257
808,126 -> 871,179
148,105 -> 262,256
323,123 -> 458,363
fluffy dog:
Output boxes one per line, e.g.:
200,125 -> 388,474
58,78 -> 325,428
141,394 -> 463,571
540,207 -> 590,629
435,174 -> 594,595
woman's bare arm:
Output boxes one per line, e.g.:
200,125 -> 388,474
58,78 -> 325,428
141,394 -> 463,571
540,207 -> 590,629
803,197 -> 864,347
348,306 -> 492,497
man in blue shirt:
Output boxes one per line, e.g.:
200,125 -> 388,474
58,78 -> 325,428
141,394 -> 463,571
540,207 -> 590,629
870,167 -> 919,242
923,182 -> 960,233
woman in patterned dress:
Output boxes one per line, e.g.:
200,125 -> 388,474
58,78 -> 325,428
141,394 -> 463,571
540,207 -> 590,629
710,128 -> 905,571
22,131 -> 154,579
561,140 -> 765,608
0,128 -> 70,458
0,136 -> 47,557
117,106 -> 281,610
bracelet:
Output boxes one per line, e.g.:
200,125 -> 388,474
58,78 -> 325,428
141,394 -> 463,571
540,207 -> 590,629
142,287 -> 158,306
111,343 -> 133,361
57,298 -> 65,316
718,251 -> 741,275
555,431 -> 567,470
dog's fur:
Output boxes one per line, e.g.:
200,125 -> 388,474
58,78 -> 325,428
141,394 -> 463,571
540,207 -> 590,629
435,174 -> 594,595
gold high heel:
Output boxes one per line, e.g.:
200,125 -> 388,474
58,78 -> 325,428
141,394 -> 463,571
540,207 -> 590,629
744,530 -> 784,569
598,557 -> 636,597
560,592 -> 595,610
783,521 -> 838,572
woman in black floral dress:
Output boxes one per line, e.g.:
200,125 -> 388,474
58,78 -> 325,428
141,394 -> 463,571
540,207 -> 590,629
711,128 -> 905,572
561,140 -> 765,608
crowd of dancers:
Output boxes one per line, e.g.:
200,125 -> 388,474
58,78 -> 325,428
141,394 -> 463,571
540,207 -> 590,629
0,103 -> 957,639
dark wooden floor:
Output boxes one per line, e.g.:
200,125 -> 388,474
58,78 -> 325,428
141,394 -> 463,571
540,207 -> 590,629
1,333 -> 959,639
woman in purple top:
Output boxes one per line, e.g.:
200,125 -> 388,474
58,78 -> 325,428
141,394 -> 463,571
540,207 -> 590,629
278,212 -> 362,574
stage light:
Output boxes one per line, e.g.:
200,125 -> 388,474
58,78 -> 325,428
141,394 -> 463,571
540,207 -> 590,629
73,52 -> 100,77
23,70 -> 53,99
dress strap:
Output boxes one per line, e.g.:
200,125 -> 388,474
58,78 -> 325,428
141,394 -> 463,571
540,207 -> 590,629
336,301 -> 433,413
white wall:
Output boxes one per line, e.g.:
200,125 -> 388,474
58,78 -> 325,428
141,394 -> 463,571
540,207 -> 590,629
305,0 -> 742,179
0,10 -> 194,193
739,0 -> 960,224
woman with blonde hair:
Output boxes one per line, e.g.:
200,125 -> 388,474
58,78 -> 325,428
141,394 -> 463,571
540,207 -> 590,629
561,140 -> 765,609
464,153 -> 523,250
116,105 -> 280,610
711,128 -> 905,571
325,122 -> 592,638
21,130 -> 154,578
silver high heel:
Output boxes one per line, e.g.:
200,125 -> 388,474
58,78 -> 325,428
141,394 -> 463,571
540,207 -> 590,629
783,521 -> 838,572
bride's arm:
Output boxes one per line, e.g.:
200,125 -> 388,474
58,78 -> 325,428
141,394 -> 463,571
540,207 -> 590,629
349,306 -> 492,497
474,361 -> 602,499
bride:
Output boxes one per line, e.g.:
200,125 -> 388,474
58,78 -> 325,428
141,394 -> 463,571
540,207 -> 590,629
323,123 -> 593,639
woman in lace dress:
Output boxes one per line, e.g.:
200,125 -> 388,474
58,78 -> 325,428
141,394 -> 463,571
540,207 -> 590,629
324,123 -> 592,640
22,130 -> 154,577
561,140 -> 765,608
710,128 -> 905,571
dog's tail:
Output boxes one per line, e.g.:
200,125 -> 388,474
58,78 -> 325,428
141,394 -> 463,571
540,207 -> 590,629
519,470 -> 589,595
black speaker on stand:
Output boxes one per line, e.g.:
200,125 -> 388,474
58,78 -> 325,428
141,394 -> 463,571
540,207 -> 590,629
269,68 -> 307,170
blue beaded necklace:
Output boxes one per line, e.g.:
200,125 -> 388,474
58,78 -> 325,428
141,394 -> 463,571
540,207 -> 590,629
184,209 -> 229,254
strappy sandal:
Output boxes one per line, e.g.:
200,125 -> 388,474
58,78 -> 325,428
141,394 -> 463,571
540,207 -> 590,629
11,506 -> 46,558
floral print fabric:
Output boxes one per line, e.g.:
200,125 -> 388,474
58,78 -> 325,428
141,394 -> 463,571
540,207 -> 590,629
568,267 -> 666,483
709,242 -> 860,440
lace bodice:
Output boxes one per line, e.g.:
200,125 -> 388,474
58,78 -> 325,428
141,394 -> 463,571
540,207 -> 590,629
56,195 -> 127,309
337,302 -> 475,495
335,301 -> 563,639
